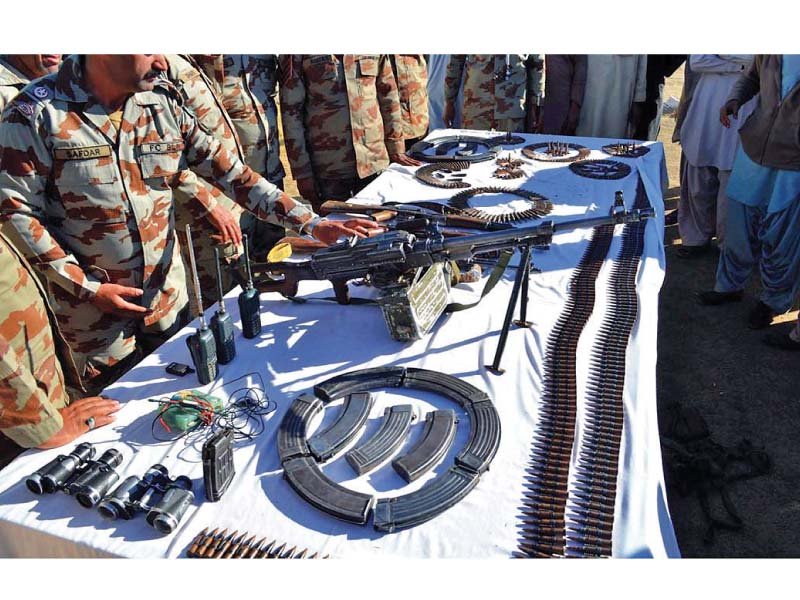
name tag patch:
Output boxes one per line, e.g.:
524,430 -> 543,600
139,141 -> 185,155
54,145 -> 113,160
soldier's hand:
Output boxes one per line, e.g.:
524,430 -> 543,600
390,152 -> 422,167
311,218 -> 382,245
38,396 -> 121,449
720,99 -> 741,128
92,283 -> 151,318
206,204 -> 242,246
444,101 -> 455,128
296,177 -> 319,203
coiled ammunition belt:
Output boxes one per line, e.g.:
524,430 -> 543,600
522,142 -> 590,163
276,367 -> 501,531
414,160 -> 472,189
448,187 -> 553,223
568,159 -> 632,180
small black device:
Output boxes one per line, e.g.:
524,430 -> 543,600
166,362 -> 194,377
238,234 -> 262,339
184,225 -> 218,385
210,247 -> 236,364
202,427 -> 235,502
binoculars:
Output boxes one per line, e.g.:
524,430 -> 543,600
26,443 -> 123,508
98,464 -> 194,535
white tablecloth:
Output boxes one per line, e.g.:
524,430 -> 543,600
0,130 -> 679,558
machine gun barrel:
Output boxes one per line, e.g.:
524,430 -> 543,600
438,206 -> 654,261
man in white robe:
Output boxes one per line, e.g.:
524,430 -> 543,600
677,55 -> 755,257
576,55 -> 647,139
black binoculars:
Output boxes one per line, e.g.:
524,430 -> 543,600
26,443 -> 124,508
98,464 -> 194,535
26,442 -> 95,494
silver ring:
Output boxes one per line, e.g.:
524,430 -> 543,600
85,416 -> 96,430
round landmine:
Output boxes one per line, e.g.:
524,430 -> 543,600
522,142 -> 590,163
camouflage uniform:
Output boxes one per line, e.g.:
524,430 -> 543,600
279,54 -> 404,207
193,54 -> 285,257
165,54 -> 246,308
389,55 -> 429,147
0,55 -> 314,370
0,232 -> 83,448
0,58 -> 29,115
444,54 -> 544,132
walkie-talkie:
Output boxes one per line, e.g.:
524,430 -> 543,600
238,234 -> 262,339
184,225 -> 218,385
209,247 -> 236,364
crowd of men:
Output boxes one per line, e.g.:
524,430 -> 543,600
0,54 -> 797,463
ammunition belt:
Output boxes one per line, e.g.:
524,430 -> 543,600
568,159 -> 632,180
564,176 -> 649,557
521,142 -> 590,163
276,367 -> 500,531
408,135 -> 500,163
601,142 -> 650,158
517,221 -> 614,558
448,187 -> 553,223
518,175 -> 652,558
414,160 -> 472,189
185,526 -> 329,558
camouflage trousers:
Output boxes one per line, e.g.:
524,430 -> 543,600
51,251 -> 189,374
315,173 -> 379,211
461,115 -> 526,134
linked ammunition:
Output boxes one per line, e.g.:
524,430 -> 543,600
185,528 -> 326,559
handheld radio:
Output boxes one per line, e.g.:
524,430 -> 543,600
238,234 -> 262,339
209,247 -> 236,364
184,225 -> 218,385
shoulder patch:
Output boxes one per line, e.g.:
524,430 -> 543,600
32,86 -> 51,100
14,101 -> 36,118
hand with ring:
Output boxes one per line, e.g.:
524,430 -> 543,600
37,396 -> 121,449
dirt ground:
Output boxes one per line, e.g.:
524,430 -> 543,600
656,68 -> 800,558
278,68 -> 800,558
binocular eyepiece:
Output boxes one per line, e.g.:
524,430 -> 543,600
69,449 -> 123,508
26,442 -> 96,495
98,464 -> 194,535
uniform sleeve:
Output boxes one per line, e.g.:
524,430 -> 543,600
0,335 -> 64,448
525,54 -> 544,105
571,55 -> 588,107
278,55 -> 314,182
172,168 -> 220,217
175,97 -> 314,231
727,56 -> 761,105
444,55 -> 466,104
376,55 -> 405,156
0,109 -> 103,301
633,55 -> 648,103
690,55 -> 751,74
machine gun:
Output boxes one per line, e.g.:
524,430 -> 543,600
240,195 -> 654,343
